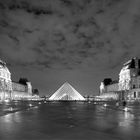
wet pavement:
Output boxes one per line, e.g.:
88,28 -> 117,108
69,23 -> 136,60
0,101 -> 140,140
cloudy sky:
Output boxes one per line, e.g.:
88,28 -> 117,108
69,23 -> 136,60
0,0 -> 140,96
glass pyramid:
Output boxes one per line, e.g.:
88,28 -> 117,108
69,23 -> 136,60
49,82 -> 85,101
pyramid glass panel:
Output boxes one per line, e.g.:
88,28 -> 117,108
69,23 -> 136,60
49,82 -> 85,101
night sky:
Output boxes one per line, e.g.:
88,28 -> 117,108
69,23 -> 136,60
0,0 -> 140,96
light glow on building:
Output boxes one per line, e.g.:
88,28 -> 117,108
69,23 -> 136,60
0,58 -> 40,101
0,59 -> 12,100
119,67 -> 131,91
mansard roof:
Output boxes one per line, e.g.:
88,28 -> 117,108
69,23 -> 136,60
123,57 -> 140,69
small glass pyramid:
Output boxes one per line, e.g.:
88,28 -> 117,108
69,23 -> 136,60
49,82 -> 85,101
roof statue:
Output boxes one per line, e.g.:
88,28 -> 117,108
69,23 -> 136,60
49,82 -> 85,101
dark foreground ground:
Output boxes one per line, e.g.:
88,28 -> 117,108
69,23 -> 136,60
0,100 -> 140,140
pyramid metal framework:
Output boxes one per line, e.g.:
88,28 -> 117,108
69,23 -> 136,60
49,82 -> 85,101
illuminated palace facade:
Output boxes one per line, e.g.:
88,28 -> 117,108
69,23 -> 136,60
0,60 -> 12,100
0,59 -> 34,101
100,57 -> 140,101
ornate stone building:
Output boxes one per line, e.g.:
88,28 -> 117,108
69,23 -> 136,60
12,81 -> 32,100
0,59 -> 34,101
0,59 -> 12,100
99,57 -> 140,101
99,79 -> 119,100
119,57 -> 140,100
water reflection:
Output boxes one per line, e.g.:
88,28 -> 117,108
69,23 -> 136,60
119,111 -> 134,128
3,114 -> 13,123
0,102 -> 140,140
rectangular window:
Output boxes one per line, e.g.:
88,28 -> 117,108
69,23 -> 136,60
133,85 -> 136,89
134,92 -> 136,98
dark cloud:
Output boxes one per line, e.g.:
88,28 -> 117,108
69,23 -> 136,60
0,0 -> 140,95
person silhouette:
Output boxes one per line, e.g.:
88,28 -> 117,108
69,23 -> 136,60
122,100 -> 127,107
